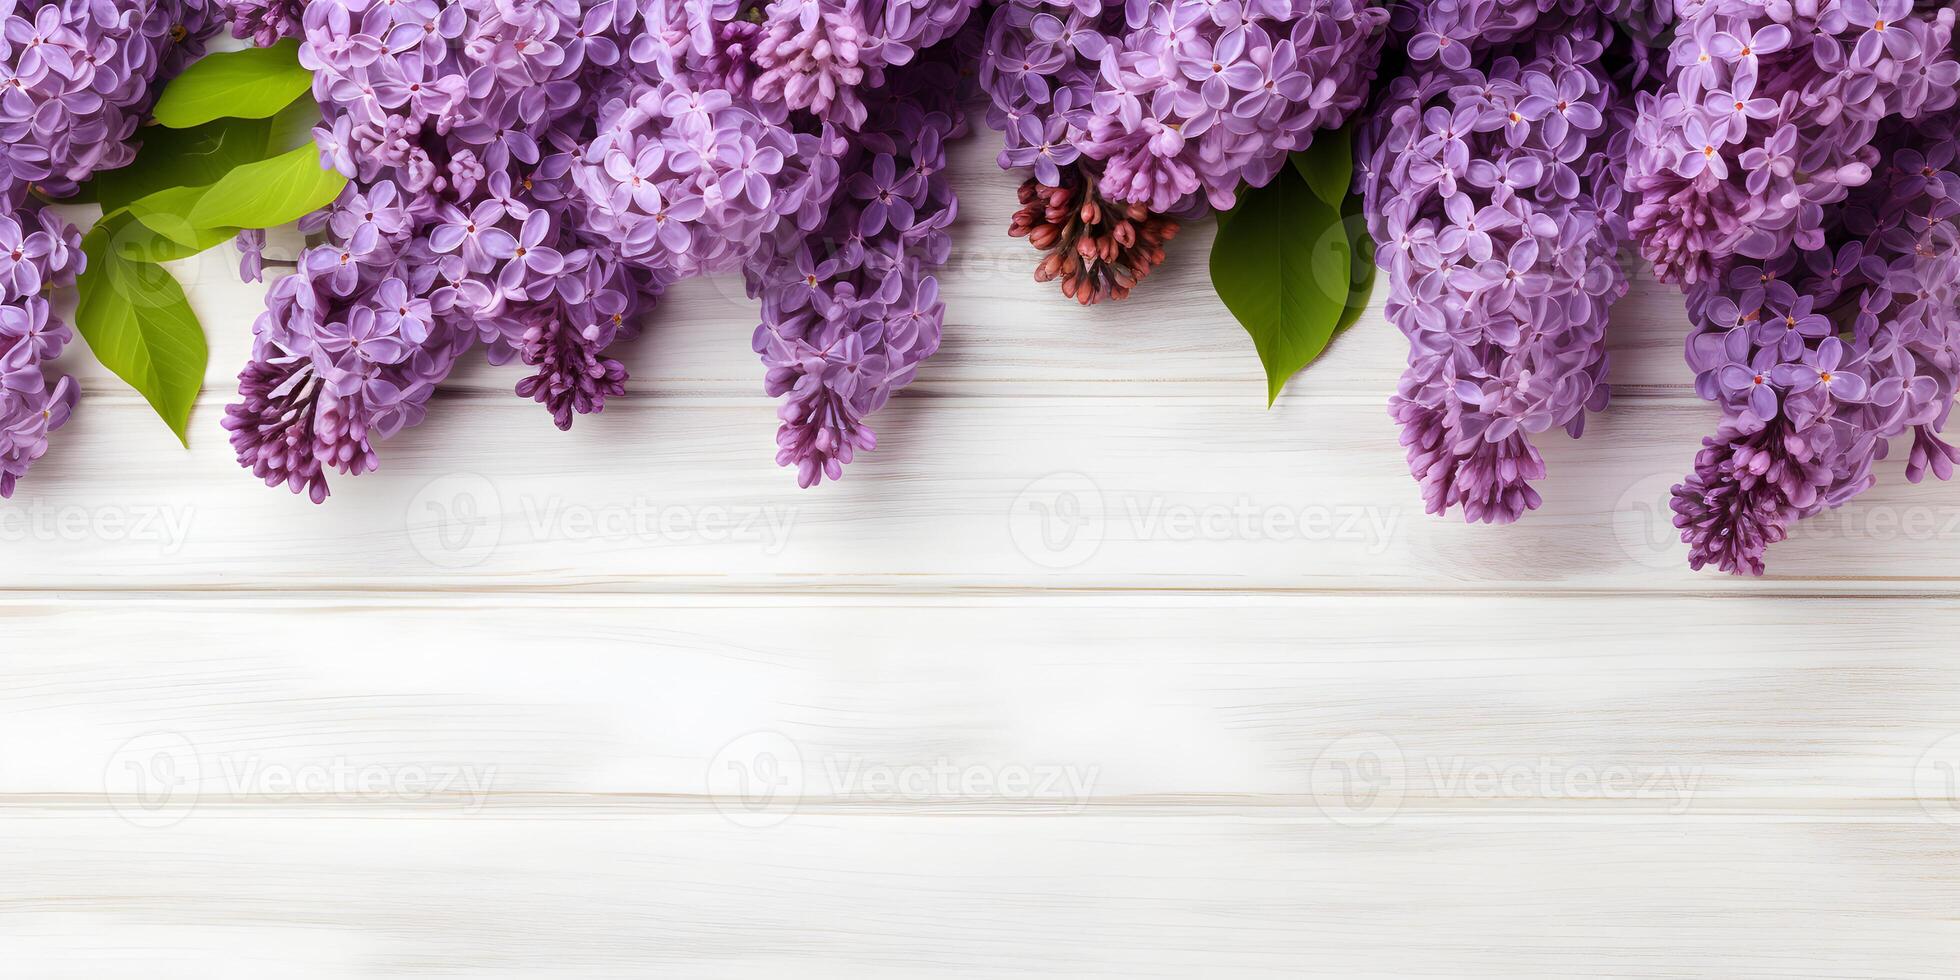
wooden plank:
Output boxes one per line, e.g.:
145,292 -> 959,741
1,809 -> 1955,978
7,388 -> 1960,591
5,594 -> 1958,804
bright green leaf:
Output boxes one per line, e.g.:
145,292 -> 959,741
151,39 -> 314,128
266,96 -> 327,156
1211,165 -> 1353,407
90,116 -> 274,213
187,141 -> 347,231
1291,125 -> 1355,208
126,184 -> 239,254
75,219 -> 209,445
89,206 -> 208,264
104,219 -> 208,264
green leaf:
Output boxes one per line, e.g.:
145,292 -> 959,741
127,184 -> 240,254
90,116 -> 274,213
151,39 -> 314,128
187,140 -> 347,231
102,217 -> 207,264
1211,165 -> 1353,407
1291,125 -> 1355,208
75,218 -> 209,445
86,206 -> 208,264
266,96 -> 326,156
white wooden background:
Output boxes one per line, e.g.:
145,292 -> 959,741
6,135 -> 1960,978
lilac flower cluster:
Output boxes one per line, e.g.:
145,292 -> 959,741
222,0 -> 981,499
222,1 -> 672,500
639,0 -> 980,129
216,0 -> 301,47
1359,8 -> 1641,524
1627,0 -> 1960,286
748,0 -> 980,130
0,0 -> 216,497
1670,109 -> 1960,574
573,71 -> 813,282
0,205 -> 82,497
980,0 -> 1391,216
1397,0 -> 1671,69
0,0 -> 216,207
745,42 -> 967,487
222,234 -> 479,503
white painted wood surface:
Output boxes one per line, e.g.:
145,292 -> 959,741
7,137 -> 1960,978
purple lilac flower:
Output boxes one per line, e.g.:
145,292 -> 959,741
0,0 -> 218,496
1669,414 -> 1838,575
0,0 -> 219,208
0,205 -> 83,498
744,39 -> 971,487
572,75 -> 816,282
221,0 -> 659,494
217,0 -> 302,46
1672,108 -> 1960,574
223,264 -> 474,504
1397,0 -> 1673,68
1359,8 -> 1646,524
1628,0 -> 1959,285
222,0 -> 981,497
751,0 -> 981,130
980,0 -> 1391,216
235,228 -> 267,283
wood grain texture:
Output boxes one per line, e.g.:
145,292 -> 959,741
4,812 -> 1960,979
4,594 -> 1960,805
15,389 -> 1960,592
10,127 -> 1960,977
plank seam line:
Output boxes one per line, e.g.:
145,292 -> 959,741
0,586 -> 1953,600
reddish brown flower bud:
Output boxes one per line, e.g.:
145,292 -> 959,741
1005,161 -> 1180,305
